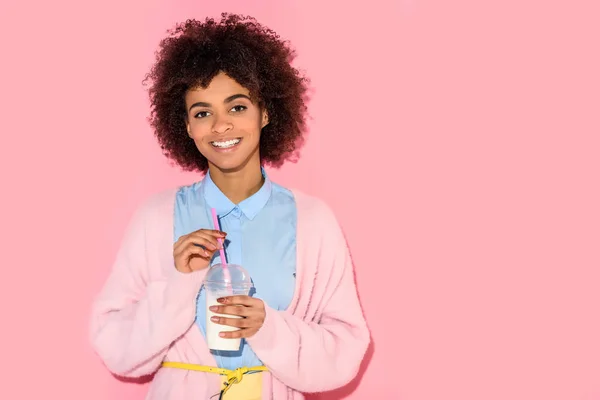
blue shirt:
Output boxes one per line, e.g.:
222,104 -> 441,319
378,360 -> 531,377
173,169 -> 297,369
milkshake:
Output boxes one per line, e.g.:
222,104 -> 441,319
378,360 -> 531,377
203,263 -> 253,351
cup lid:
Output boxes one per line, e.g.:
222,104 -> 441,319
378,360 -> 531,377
204,263 -> 252,286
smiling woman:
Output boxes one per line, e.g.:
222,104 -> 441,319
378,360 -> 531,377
185,73 -> 269,182
144,14 -> 308,174
89,12 -> 370,400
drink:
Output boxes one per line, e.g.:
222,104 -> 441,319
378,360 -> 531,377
203,263 -> 253,351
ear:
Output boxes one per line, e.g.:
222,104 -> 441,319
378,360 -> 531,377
261,109 -> 269,128
186,118 -> 192,138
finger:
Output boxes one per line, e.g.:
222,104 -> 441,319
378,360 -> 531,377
187,244 -> 214,259
176,244 -> 212,264
174,243 -> 208,260
199,229 -> 227,237
211,316 -> 252,328
209,304 -> 251,317
174,236 -> 216,254
188,231 -> 225,250
175,229 -> 225,246
219,328 -> 258,339
217,295 -> 262,307
175,236 -> 219,255
174,230 -> 225,252
176,229 -> 226,244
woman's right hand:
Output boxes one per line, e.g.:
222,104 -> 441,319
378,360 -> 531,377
173,229 -> 227,273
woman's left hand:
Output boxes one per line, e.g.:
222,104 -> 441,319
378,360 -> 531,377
209,296 -> 266,339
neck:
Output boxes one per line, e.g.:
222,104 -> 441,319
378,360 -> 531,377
207,160 -> 265,204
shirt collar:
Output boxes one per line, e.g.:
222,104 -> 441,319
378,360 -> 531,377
201,167 -> 272,220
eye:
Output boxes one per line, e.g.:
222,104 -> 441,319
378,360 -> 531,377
194,111 -> 211,119
231,105 -> 247,113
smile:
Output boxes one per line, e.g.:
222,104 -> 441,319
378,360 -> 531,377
210,138 -> 242,149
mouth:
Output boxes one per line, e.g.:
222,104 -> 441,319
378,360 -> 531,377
210,138 -> 242,150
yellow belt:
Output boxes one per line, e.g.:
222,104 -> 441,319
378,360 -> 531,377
161,361 -> 267,399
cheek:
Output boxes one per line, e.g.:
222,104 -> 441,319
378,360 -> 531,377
241,120 -> 263,138
188,124 -> 210,141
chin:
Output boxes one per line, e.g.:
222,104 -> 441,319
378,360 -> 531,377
206,153 -> 256,173
202,142 -> 260,174
210,160 -> 246,173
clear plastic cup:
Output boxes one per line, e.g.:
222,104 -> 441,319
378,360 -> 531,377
204,263 -> 253,351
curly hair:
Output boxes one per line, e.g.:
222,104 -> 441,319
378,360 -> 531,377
143,13 -> 310,172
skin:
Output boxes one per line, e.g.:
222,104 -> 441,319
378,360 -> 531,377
174,71 -> 269,339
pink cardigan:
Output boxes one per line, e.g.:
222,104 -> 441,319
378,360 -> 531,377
89,187 -> 370,399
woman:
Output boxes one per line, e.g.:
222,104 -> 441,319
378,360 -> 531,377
90,13 -> 370,400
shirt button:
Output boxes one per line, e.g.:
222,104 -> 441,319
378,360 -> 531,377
232,206 -> 242,218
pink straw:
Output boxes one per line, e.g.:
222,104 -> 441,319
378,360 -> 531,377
211,208 -> 231,287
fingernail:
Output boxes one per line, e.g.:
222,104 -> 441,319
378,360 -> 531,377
209,306 -> 217,311
217,298 -> 226,303
211,316 -> 218,322
219,332 -> 225,337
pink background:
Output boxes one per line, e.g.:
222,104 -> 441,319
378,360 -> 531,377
1,0 -> 599,399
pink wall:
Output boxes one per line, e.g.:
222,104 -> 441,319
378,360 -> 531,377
2,0 -> 599,399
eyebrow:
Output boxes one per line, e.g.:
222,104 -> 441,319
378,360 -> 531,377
188,94 -> 252,112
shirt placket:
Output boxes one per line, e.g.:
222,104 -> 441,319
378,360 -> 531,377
226,206 -> 243,267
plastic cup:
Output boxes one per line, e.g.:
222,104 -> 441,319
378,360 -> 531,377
204,263 -> 253,351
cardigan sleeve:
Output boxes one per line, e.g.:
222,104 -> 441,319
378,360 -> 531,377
89,196 -> 206,378
246,202 -> 371,392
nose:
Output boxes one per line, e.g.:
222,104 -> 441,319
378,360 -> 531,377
212,113 -> 233,135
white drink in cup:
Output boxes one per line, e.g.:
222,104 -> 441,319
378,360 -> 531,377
203,263 -> 253,351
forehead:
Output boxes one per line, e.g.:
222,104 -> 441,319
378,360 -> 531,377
187,72 -> 250,99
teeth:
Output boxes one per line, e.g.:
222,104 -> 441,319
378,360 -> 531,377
211,138 -> 241,148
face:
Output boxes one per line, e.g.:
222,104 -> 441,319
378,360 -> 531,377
185,72 -> 269,173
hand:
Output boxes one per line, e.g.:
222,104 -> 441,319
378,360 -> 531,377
173,229 -> 227,273
209,296 -> 266,339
